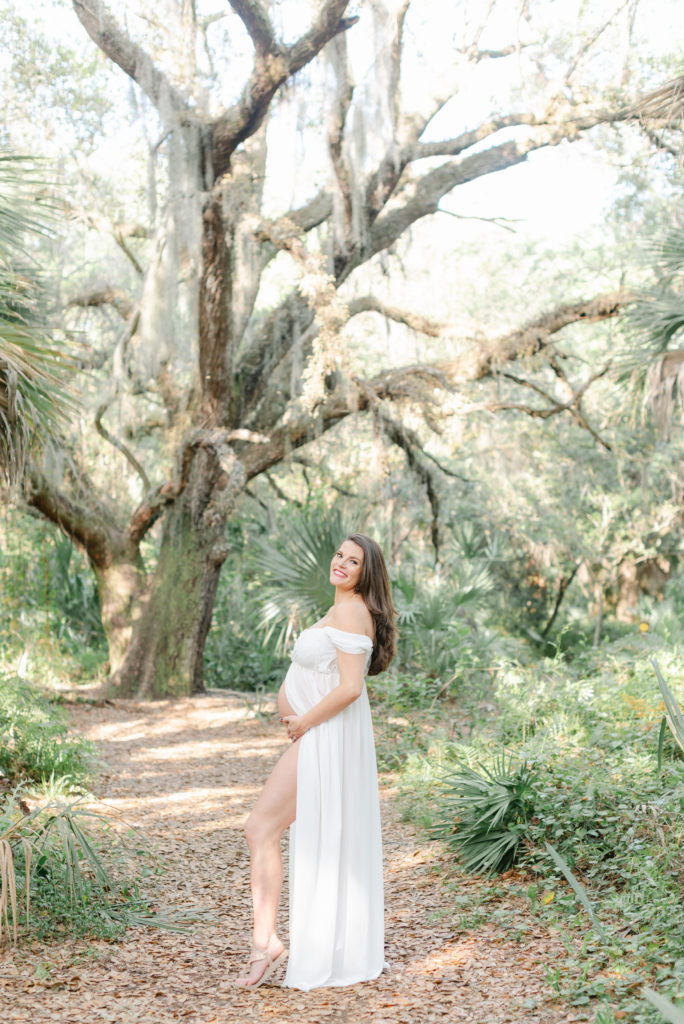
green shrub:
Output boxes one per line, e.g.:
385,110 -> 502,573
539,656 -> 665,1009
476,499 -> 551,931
431,753 -> 538,874
0,674 -> 93,784
0,512 -> 106,653
0,790 -> 190,944
414,640 -> 684,1022
47,533 -> 106,648
204,558 -> 289,690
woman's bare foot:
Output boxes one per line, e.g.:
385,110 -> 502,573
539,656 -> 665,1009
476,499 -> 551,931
235,934 -> 287,988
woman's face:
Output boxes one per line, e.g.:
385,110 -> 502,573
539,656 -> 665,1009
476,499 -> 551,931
330,539 -> 364,592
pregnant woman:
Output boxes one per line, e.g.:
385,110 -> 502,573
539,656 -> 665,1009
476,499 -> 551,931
236,533 -> 396,990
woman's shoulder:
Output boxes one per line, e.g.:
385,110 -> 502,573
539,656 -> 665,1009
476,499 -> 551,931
329,599 -> 373,639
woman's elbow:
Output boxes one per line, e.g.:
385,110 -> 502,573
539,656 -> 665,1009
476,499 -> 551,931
342,679 -> 364,702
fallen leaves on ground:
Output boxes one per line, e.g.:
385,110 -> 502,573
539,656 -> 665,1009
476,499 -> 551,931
0,693 -> 588,1023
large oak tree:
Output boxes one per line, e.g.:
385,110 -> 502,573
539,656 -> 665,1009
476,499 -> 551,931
18,0 -> 677,696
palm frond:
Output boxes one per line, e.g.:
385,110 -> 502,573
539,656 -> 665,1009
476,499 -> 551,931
642,987 -> 684,1024
0,154 -> 77,489
628,296 -> 684,354
618,207 -> 684,431
545,842 -> 609,942
431,754 -> 538,875
254,506 -> 358,640
0,794 -> 202,945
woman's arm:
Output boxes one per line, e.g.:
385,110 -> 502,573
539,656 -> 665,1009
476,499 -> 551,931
281,649 -> 367,741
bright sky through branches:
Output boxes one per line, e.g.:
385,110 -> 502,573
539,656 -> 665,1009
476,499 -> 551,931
2,0 -> 681,251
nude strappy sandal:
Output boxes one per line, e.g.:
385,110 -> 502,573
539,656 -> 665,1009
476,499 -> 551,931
236,944 -> 288,988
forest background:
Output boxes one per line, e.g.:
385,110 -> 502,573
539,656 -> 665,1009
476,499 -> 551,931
0,1 -> 683,1022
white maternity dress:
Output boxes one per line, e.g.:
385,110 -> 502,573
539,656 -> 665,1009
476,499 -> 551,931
281,625 -> 384,991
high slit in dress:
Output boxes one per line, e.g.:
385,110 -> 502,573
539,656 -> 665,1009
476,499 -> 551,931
280,625 -> 384,991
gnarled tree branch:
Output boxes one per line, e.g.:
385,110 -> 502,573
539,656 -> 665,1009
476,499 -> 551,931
72,0 -> 189,114
374,403 -> 443,558
478,364 -> 613,450
95,400 -> 151,492
228,0 -> 277,56
348,295 -> 442,337
327,30 -> 355,252
126,426 -> 269,545
209,0 -> 357,179
67,286 -> 134,322
25,464 -> 123,568
241,289 -> 629,475
445,291 -> 629,382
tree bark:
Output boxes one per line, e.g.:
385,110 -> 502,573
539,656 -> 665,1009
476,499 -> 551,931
93,553 -> 148,674
108,441 -> 246,698
24,465 -> 147,675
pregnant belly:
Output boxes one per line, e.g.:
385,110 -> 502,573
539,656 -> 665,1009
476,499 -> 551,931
277,681 -> 295,718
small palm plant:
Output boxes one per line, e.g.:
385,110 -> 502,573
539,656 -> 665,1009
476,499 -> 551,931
0,790 -> 189,945
395,524 -> 495,682
431,753 -> 538,875
0,793 -> 111,944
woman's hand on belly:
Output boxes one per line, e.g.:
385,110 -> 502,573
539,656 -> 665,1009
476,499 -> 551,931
281,714 -> 308,742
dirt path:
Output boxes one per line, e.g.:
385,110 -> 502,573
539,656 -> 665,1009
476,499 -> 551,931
1,694 -> 586,1024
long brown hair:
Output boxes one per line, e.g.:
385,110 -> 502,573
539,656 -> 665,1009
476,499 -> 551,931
346,533 -> 397,675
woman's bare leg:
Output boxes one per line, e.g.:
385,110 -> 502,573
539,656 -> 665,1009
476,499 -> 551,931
236,738 -> 298,986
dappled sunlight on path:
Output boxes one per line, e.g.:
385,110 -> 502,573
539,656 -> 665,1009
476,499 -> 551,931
1,693 -> 583,1024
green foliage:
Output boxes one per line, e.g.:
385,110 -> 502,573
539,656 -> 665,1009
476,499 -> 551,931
544,842 -> 609,942
0,674 -> 93,784
200,513 -> 290,690
0,508 -> 108,677
395,567 -> 492,680
254,504 -> 357,639
431,754 -> 538,874
369,669 -> 454,772
0,791 -> 191,944
0,154 -> 76,487
203,563 -> 288,691
205,502 -> 363,689
652,657 -> 684,751
642,988 -> 684,1024
626,211 -> 684,355
403,639 -> 684,1020
1,6 -> 116,147
47,533 -> 106,648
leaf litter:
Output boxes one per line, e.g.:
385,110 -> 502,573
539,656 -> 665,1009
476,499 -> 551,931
0,692 -> 588,1023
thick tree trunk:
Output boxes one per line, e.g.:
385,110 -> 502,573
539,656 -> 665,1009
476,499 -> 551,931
93,551 -> 147,674
105,442 -> 245,698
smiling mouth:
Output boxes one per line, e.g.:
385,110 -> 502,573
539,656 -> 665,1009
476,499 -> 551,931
332,569 -> 347,578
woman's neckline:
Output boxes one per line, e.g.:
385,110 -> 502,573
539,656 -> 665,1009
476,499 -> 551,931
309,624 -> 374,642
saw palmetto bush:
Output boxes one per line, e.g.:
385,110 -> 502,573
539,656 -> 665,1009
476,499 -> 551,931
431,753 -> 538,875
394,524 -> 496,685
0,789 -> 198,945
253,504 -> 358,647
620,206 -> 684,432
0,154 -> 75,489
0,794 -> 114,944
